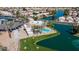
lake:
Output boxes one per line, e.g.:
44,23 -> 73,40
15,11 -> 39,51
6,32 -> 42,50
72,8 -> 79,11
37,24 -> 79,51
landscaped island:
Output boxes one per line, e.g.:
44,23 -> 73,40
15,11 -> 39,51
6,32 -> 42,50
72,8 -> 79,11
20,31 -> 59,51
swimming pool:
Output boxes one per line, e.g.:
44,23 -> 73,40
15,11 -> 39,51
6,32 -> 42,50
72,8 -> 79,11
41,28 -> 52,33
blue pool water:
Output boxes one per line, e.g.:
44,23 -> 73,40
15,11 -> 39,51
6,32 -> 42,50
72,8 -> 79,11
41,28 -> 51,33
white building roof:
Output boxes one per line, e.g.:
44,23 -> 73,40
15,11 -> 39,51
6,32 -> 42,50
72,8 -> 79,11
30,21 -> 44,26
0,11 -> 13,16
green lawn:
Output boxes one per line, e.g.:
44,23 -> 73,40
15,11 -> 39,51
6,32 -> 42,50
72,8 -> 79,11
20,32 -> 59,51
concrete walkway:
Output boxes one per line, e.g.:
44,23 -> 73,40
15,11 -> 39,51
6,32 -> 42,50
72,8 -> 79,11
0,26 -> 27,51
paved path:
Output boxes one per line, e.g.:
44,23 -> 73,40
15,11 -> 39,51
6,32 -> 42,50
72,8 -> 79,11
11,27 -> 27,51
0,26 -> 27,51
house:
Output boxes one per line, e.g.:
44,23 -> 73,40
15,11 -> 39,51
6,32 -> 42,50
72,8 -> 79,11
66,16 -> 74,23
0,11 -> 13,16
59,16 -> 66,22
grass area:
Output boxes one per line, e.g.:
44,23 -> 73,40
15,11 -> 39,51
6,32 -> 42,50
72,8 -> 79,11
20,32 -> 59,51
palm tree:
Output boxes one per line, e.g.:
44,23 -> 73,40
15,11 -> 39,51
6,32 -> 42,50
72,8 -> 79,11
33,16 -> 38,21
20,15 -> 29,23
5,21 -> 14,38
16,10 -> 20,18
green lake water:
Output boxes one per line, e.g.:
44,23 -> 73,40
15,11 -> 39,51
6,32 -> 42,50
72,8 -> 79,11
37,24 -> 79,51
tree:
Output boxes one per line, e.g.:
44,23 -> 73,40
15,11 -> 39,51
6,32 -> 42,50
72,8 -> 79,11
33,12 -> 38,15
49,10 -> 56,16
20,15 -> 29,22
64,9 -> 69,17
47,21 -> 53,28
16,10 -> 20,18
20,15 -> 26,19
33,16 -> 38,20
72,22 -> 79,34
